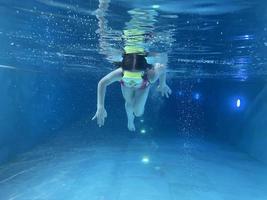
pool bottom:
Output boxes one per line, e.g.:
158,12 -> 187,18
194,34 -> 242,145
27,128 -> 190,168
0,125 -> 266,200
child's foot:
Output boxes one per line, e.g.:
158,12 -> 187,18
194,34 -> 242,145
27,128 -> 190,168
128,121 -> 135,132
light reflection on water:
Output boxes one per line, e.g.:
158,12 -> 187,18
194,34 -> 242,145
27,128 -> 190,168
0,0 -> 266,80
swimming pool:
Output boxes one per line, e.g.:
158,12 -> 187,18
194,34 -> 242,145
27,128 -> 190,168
0,0 -> 267,199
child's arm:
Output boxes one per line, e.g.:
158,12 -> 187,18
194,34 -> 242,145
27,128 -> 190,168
158,64 -> 167,87
92,68 -> 122,127
157,69 -> 171,98
97,68 -> 122,108
148,63 -> 166,84
148,63 -> 172,98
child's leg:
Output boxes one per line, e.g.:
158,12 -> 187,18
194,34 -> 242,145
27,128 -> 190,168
121,86 -> 136,131
133,86 -> 150,117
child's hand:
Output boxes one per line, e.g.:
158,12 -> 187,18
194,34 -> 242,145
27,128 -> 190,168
92,106 -> 107,127
155,63 -> 166,73
157,84 -> 172,98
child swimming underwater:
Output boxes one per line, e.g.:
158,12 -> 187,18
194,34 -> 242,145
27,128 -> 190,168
92,52 -> 172,131
92,2 -> 172,131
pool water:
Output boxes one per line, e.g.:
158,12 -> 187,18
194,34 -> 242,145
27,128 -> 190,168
0,0 -> 267,199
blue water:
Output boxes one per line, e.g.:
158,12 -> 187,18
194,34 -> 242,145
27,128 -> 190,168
0,0 -> 267,199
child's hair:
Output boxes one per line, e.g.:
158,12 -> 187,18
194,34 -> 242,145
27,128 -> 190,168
121,53 -> 152,71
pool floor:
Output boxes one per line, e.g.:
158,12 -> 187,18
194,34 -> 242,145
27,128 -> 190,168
0,123 -> 266,200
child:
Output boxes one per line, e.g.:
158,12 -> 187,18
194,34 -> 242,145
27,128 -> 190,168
92,53 -> 172,131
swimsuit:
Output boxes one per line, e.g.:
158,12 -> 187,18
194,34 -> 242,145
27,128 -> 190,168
119,53 -> 152,89
120,71 -> 150,89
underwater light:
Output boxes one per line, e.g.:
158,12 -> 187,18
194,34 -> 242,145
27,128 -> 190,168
236,99 -> 241,108
152,5 -> 160,9
230,96 -> 245,110
193,92 -> 200,100
142,156 -> 150,164
244,35 -> 250,40
140,129 -> 146,134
